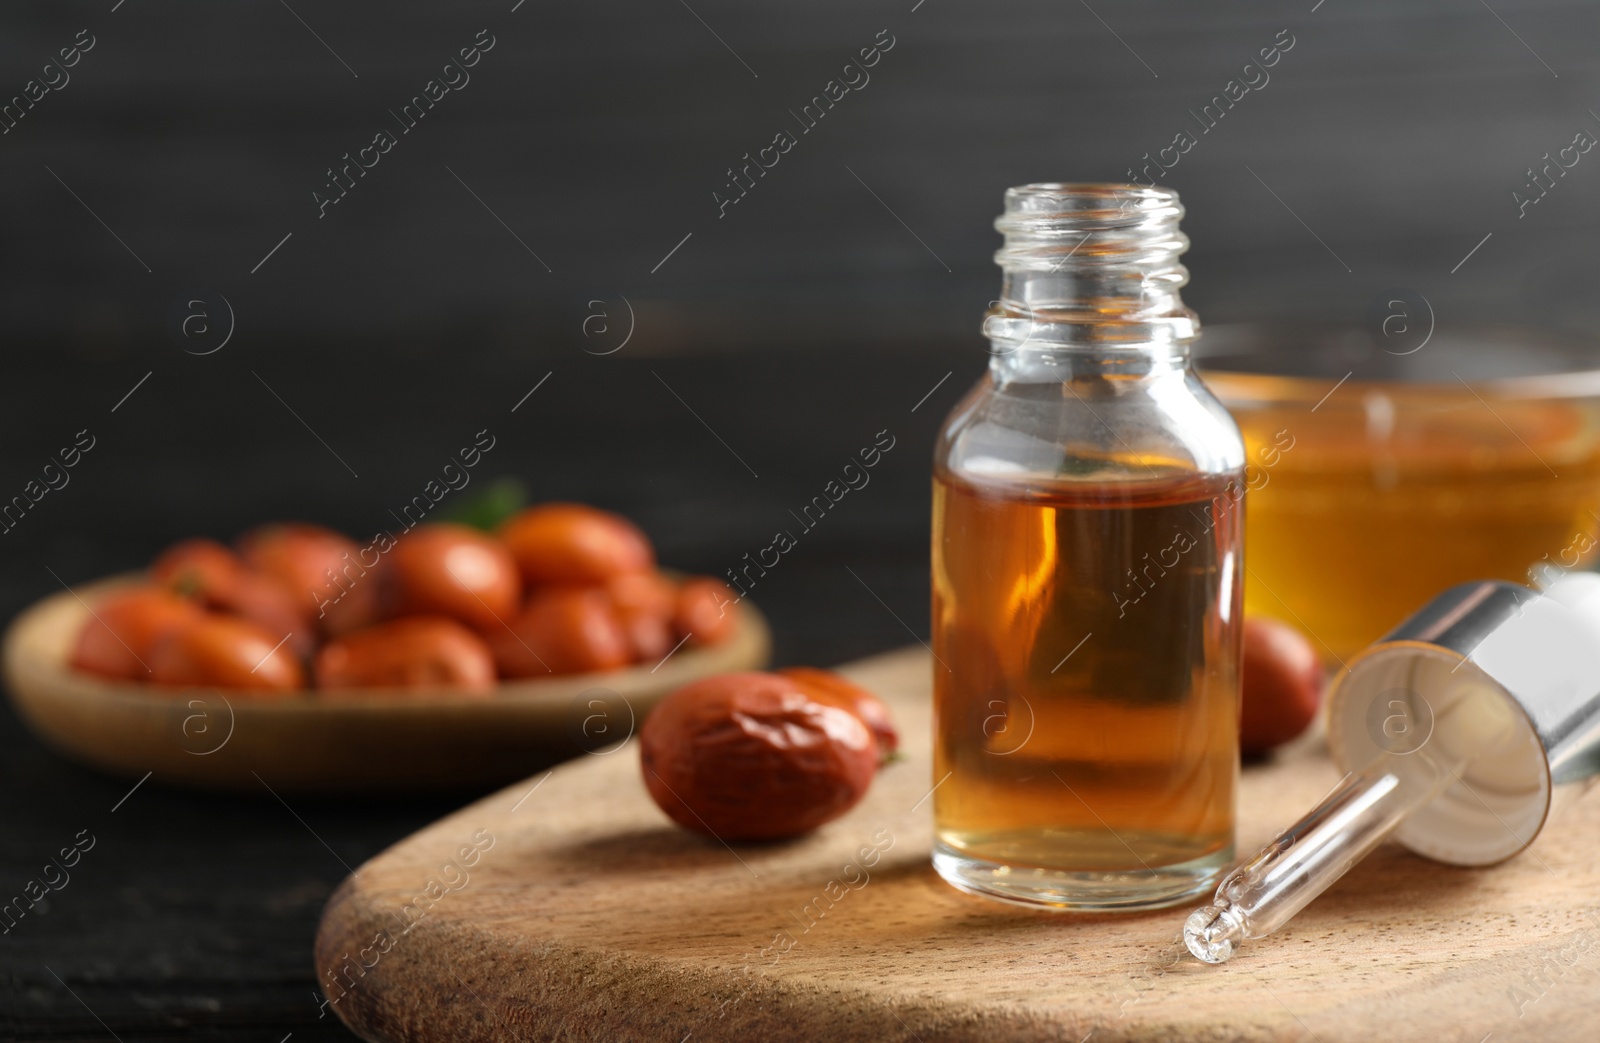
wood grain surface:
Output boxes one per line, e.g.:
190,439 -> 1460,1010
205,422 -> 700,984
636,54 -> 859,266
314,647 -> 1600,1042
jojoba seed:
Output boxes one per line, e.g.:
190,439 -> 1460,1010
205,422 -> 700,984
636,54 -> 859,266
674,577 -> 738,646
499,503 -> 654,586
640,672 -> 879,841
607,572 -> 678,661
490,587 -> 633,678
151,537 -> 313,656
389,523 -> 522,633
776,666 -> 899,757
237,522 -> 379,636
1240,616 -> 1323,755
70,587 -> 202,681
148,614 -> 305,692
314,617 -> 496,692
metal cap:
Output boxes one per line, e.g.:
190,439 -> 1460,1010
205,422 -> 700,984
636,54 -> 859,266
1326,579 -> 1600,866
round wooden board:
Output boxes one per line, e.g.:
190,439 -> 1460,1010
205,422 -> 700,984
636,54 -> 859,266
2,574 -> 769,792
314,647 -> 1600,1042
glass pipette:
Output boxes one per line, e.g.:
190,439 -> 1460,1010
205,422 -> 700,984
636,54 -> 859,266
1184,721 -> 1472,963
1183,573 -> 1600,965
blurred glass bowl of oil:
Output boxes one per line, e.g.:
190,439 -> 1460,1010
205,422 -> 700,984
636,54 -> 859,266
1197,322 -> 1600,662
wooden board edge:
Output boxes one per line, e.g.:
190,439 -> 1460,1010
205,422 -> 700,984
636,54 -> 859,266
313,880 -> 1075,1043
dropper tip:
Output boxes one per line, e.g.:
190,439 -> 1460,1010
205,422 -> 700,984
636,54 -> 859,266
1184,904 -> 1245,964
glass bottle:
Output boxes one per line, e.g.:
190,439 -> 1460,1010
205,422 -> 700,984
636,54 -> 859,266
931,183 -> 1246,911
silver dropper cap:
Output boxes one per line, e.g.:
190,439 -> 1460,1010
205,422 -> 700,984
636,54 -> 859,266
1326,576 -> 1600,866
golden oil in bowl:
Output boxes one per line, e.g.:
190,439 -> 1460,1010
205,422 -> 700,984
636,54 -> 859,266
1199,323 -> 1600,661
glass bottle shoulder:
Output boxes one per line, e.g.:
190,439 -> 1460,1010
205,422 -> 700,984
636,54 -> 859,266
934,362 -> 1246,493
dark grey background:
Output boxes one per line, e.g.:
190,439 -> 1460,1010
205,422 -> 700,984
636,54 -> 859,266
2,0 -> 1597,1038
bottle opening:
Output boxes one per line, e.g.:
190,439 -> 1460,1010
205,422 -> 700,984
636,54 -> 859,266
987,182 -> 1196,351
1002,182 -> 1182,216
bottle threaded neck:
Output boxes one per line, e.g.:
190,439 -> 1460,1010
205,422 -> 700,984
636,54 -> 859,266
985,183 -> 1198,352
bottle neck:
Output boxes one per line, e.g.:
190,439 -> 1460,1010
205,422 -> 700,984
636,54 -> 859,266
985,338 -> 1192,384
984,184 -> 1199,374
